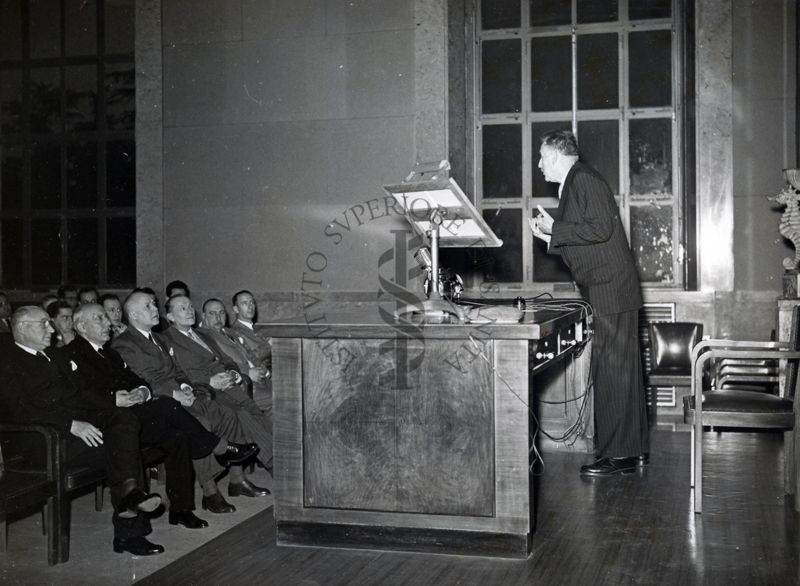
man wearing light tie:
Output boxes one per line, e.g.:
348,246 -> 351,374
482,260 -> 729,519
529,129 -> 648,477
163,295 -> 273,496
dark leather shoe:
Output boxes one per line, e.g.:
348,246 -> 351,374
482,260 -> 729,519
113,536 -> 165,556
117,489 -> 162,519
228,478 -> 270,497
215,442 -> 259,467
639,452 -> 650,466
580,457 -> 638,477
201,492 -> 236,513
168,511 -> 209,528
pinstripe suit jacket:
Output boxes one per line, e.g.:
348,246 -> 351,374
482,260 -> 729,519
549,162 -> 642,316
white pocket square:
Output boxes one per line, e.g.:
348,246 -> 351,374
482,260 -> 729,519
70,360 -> 78,371
169,347 -> 174,357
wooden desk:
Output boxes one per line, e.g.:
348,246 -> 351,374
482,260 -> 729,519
259,306 -> 591,558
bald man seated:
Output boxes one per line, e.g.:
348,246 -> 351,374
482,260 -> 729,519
0,306 -> 162,556
63,303 -> 258,529
111,291 -> 267,509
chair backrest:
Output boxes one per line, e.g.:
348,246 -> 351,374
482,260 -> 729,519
649,322 -> 704,372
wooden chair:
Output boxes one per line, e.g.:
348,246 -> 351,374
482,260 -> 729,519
0,424 -> 166,563
684,306 -> 800,514
0,424 -> 59,565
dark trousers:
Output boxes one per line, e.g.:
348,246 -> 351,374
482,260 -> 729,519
133,397 -> 219,511
591,309 -> 650,458
67,408 -> 150,539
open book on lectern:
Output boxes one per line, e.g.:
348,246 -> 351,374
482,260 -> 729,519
383,161 -> 503,321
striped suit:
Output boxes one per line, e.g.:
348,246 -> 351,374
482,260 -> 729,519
549,162 -> 649,458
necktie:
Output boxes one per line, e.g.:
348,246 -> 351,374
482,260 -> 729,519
148,333 -> 162,352
188,329 -> 212,353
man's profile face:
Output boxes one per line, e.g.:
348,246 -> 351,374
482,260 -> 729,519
103,298 -> 123,326
538,144 -> 560,183
129,293 -> 160,329
15,309 -> 55,351
167,296 -> 196,328
203,301 -> 227,331
234,293 -> 256,321
78,306 -> 111,345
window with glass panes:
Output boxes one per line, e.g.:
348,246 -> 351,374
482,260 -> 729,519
0,0 -> 136,289
476,0 -> 682,288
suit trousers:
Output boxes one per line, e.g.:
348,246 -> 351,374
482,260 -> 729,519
215,384 -> 273,467
591,309 -> 649,458
133,397 -> 219,511
68,409 -> 151,539
186,396 -> 246,483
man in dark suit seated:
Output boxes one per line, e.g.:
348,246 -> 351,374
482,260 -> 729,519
163,295 -> 272,497
0,306 -> 163,556
63,303 -> 258,529
111,291 -> 267,510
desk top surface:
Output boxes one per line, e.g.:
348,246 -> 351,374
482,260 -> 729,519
257,305 -> 588,340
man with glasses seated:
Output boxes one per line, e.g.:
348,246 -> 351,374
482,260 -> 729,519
0,306 -> 163,556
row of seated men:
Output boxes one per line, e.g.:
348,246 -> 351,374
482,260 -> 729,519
0,283 -> 275,557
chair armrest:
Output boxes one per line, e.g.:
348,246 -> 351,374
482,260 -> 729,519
691,339 -> 787,365
0,423 -> 63,481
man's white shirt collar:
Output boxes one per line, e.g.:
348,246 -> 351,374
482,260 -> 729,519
15,342 -> 39,356
134,326 -> 153,339
236,318 -> 254,330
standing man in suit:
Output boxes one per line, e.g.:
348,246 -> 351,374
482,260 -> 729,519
64,303 -> 258,528
530,129 -> 648,477
112,291 -> 264,509
0,306 -> 163,556
230,290 -> 272,415
163,295 -> 272,496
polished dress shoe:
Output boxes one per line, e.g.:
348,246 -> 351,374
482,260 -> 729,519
639,452 -> 650,466
117,489 -> 162,519
228,478 -> 270,497
580,456 -> 638,477
215,442 -> 259,467
113,536 -> 165,556
201,492 -> 236,513
168,511 -> 209,528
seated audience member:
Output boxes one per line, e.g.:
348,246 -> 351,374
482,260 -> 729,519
48,300 -> 76,347
40,293 -> 59,310
64,303 -> 258,529
0,306 -> 163,556
166,280 -> 190,299
100,293 -> 128,338
78,287 -> 99,306
0,291 -> 11,347
57,285 -> 79,309
111,291 -> 264,511
200,298 -> 270,396
230,290 -> 273,415
163,295 -> 272,496
137,286 -> 169,333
